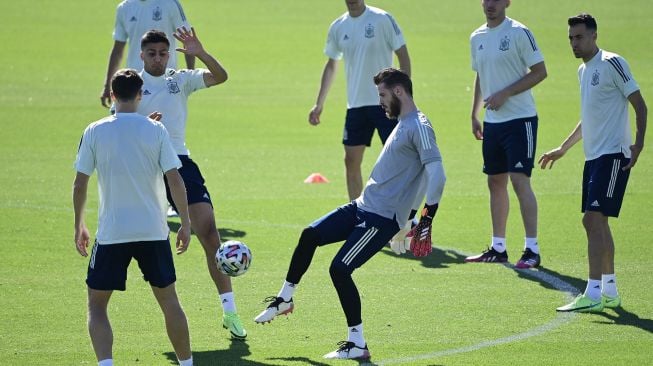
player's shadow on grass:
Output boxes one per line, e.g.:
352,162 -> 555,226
593,306 -> 653,334
268,356 -> 378,366
163,339 -> 279,365
379,246 -> 467,269
509,266 -> 586,292
167,221 -> 246,241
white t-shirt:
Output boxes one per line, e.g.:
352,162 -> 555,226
470,17 -> 544,123
325,6 -> 406,108
137,68 -> 207,155
113,0 -> 191,70
579,49 -> 640,160
75,112 -> 182,244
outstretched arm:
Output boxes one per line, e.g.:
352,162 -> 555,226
538,121 -> 582,169
174,27 -> 228,87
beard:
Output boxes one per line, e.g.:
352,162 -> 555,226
384,95 -> 402,119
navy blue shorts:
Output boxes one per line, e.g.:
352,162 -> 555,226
482,116 -> 538,177
582,153 -> 630,217
86,239 -> 176,291
164,155 -> 212,210
309,201 -> 400,273
343,105 -> 397,146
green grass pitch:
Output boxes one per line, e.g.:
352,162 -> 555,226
1,1 -> 652,365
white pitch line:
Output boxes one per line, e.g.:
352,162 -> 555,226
374,247 -> 580,365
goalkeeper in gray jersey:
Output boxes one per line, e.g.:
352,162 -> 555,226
254,68 -> 446,360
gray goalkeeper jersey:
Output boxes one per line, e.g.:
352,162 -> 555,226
356,110 -> 442,226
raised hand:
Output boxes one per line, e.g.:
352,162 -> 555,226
173,27 -> 205,57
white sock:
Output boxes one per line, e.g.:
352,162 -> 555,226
602,274 -> 619,297
178,356 -> 193,366
583,279 -> 602,301
491,237 -> 506,253
219,292 -> 236,313
277,281 -> 297,302
98,360 -> 113,366
348,323 -> 365,348
524,237 -> 539,254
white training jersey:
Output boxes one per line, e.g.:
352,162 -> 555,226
470,17 -> 544,123
113,0 -> 191,70
137,68 -> 207,155
325,6 -> 406,108
579,49 -> 640,161
75,113 -> 181,244
357,110 -> 443,226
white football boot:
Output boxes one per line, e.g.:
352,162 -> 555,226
323,341 -> 371,360
254,296 -> 294,323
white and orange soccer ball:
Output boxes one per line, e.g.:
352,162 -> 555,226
216,240 -> 252,277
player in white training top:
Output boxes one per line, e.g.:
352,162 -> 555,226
540,13 -> 647,313
74,69 -> 194,366
466,0 -> 548,269
135,27 -> 248,339
308,0 -> 411,200
100,0 -> 194,108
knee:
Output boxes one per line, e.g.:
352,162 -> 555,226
329,261 -> 352,283
298,227 -> 321,249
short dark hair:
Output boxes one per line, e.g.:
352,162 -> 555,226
140,29 -> 170,49
373,68 -> 413,97
111,69 -> 143,102
568,13 -> 597,31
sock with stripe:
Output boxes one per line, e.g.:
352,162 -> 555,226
491,237 -> 506,253
602,274 -> 619,297
583,279 -> 602,301
524,237 -> 539,254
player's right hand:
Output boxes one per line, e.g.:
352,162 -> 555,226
75,225 -> 90,257
176,225 -> 191,254
389,221 -> 412,255
471,117 -> 483,140
100,86 -> 111,108
308,105 -> 323,125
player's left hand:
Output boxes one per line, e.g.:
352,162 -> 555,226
175,225 -> 191,254
484,90 -> 509,111
623,143 -> 643,170
75,225 -> 90,257
410,204 -> 438,257
148,111 -> 162,121
173,27 -> 205,57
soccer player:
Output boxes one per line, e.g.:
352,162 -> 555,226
540,13 -> 647,312
255,68 -> 446,359
308,0 -> 411,200
100,0 -> 194,108
465,0 -> 547,268
135,28 -> 248,339
73,69 -> 194,366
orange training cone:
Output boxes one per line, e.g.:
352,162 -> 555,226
304,173 -> 329,184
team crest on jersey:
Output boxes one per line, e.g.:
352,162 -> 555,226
499,36 -> 510,51
152,6 -> 162,21
365,23 -> 375,38
591,70 -> 600,86
167,80 -> 180,94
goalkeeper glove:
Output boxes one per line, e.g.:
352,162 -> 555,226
410,203 -> 438,257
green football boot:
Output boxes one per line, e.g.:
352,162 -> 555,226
602,294 -> 622,309
556,294 -> 603,313
223,311 -> 247,339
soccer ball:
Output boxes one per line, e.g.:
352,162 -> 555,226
216,240 -> 252,277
